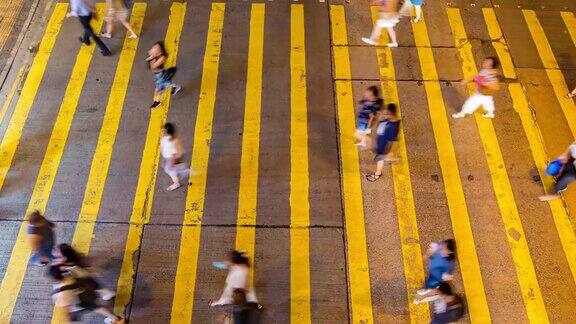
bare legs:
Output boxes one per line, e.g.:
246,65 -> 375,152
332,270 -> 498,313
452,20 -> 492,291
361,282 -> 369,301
102,17 -> 137,39
362,24 -> 398,47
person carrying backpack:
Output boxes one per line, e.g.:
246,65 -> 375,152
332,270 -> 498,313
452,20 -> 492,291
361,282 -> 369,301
414,281 -> 465,323
49,266 -> 124,323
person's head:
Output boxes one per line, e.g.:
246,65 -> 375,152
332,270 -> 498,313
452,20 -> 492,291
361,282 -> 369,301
151,41 -> 167,56
56,244 -> 84,265
163,122 -> 176,138
47,265 -> 65,282
483,56 -> 499,70
381,103 -> 398,119
364,86 -> 380,101
437,281 -> 454,296
29,210 -> 46,226
229,250 -> 250,266
232,288 -> 248,306
441,239 -> 456,261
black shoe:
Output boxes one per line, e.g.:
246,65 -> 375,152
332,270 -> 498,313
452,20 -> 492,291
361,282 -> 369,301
101,50 -> 112,56
150,101 -> 161,108
79,37 -> 90,46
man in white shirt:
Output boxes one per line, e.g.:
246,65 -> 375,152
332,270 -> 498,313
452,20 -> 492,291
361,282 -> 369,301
67,0 -> 111,56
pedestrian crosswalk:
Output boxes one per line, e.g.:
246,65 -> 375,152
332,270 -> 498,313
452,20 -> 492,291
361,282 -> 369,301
0,2 -> 575,323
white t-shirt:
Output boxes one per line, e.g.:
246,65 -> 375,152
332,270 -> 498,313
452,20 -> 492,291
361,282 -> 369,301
160,136 -> 184,159
226,265 -> 249,290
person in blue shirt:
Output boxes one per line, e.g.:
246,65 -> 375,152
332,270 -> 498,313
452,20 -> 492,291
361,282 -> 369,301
415,239 -> 457,302
355,86 -> 383,148
366,103 -> 400,182
66,0 -> 112,56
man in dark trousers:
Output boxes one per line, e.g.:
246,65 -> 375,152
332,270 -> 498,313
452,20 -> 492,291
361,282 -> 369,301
67,0 -> 112,56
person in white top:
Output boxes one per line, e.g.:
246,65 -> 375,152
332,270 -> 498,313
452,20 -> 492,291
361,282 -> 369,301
102,0 -> 137,39
362,0 -> 400,48
452,57 -> 500,119
210,250 -> 261,309
160,123 -> 190,191
539,142 -> 576,201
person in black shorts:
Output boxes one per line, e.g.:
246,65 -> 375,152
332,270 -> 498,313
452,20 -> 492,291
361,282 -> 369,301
366,103 -> 400,182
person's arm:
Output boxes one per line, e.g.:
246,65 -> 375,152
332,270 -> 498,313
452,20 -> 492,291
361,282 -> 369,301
149,55 -> 166,70
367,113 -> 375,129
414,288 -> 440,302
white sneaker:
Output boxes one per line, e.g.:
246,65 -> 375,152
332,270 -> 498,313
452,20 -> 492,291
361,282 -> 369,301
482,112 -> 495,118
416,289 -> 430,296
362,37 -> 377,46
98,289 -> 116,301
452,112 -> 465,119
387,42 -> 398,48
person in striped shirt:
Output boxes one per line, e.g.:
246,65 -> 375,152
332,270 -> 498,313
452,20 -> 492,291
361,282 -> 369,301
452,57 -> 500,119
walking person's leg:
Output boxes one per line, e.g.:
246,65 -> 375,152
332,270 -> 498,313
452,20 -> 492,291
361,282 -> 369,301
386,26 -> 398,47
480,95 -> 495,118
452,93 -> 481,118
78,16 -> 91,45
102,16 -> 114,38
79,15 -> 111,56
120,17 -> 137,38
413,5 -> 422,22
540,163 -> 576,201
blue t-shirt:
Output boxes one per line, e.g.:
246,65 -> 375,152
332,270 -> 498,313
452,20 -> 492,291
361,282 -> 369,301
375,119 -> 400,154
425,251 -> 454,289
410,0 -> 424,5
357,99 -> 383,121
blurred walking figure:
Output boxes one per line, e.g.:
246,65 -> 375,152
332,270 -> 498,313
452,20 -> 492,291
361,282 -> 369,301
220,289 -> 260,324
539,141 -> 576,201
49,266 -> 124,324
399,0 -> 423,23
67,0 -> 112,56
27,210 -> 56,266
414,282 -> 465,324
416,240 -> 456,298
452,57 -> 500,119
366,103 -> 400,182
102,0 -> 137,39
146,41 -> 181,108
362,0 -> 400,47
565,86 -> 576,99
161,123 -> 190,191
355,86 -> 383,148
53,243 -> 116,301
210,251 -> 261,308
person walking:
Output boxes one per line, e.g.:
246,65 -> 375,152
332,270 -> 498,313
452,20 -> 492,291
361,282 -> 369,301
362,0 -> 400,47
399,0 -> 423,23
146,41 -> 181,108
49,266 -> 124,324
67,0 -> 112,56
355,86 -> 383,148
366,103 -> 401,182
539,141 -> 576,201
414,281 -> 465,324
565,86 -> 576,99
53,243 -> 116,301
27,210 -> 56,266
210,251 -> 261,308
160,123 -> 190,191
416,239 -> 456,298
102,0 -> 137,39
452,57 -> 500,119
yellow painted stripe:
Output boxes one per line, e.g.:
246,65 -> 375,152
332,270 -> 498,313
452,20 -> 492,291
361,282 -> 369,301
170,3 -> 225,323
369,7 -> 429,323
0,4 -> 104,321
485,10 -> 576,294
509,83 -> 576,288
523,10 -> 576,137
0,66 -> 25,128
561,12 -> 576,46
411,12 -> 491,323
114,3 -> 186,315
329,5 -> 374,324
0,3 -> 67,192
482,8 -> 516,79
290,4 -> 311,324
235,3 -> 264,286
50,6 -> 146,323
448,8 -> 549,322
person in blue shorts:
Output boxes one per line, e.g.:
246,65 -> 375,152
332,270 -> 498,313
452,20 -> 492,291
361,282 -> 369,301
366,103 -> 400,182
414,239 -> 457,301
399,0 -> 424,23
355,86 -> 383,148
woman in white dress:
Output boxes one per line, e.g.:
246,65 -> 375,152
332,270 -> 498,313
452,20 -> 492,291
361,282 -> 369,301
160,123 -> 190,191
102,0 -> 137,39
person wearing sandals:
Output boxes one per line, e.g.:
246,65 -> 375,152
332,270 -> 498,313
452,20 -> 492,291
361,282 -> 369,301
366,103 -> 400,182
102,0 -> 137,39
146,41 -> 182,108
565,86 -> 576,100
160,123 -> 190,191
539,141 -> 576,202
362,0 -> 400,47
399,0 -> 423,23
355,86 -> 383,148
